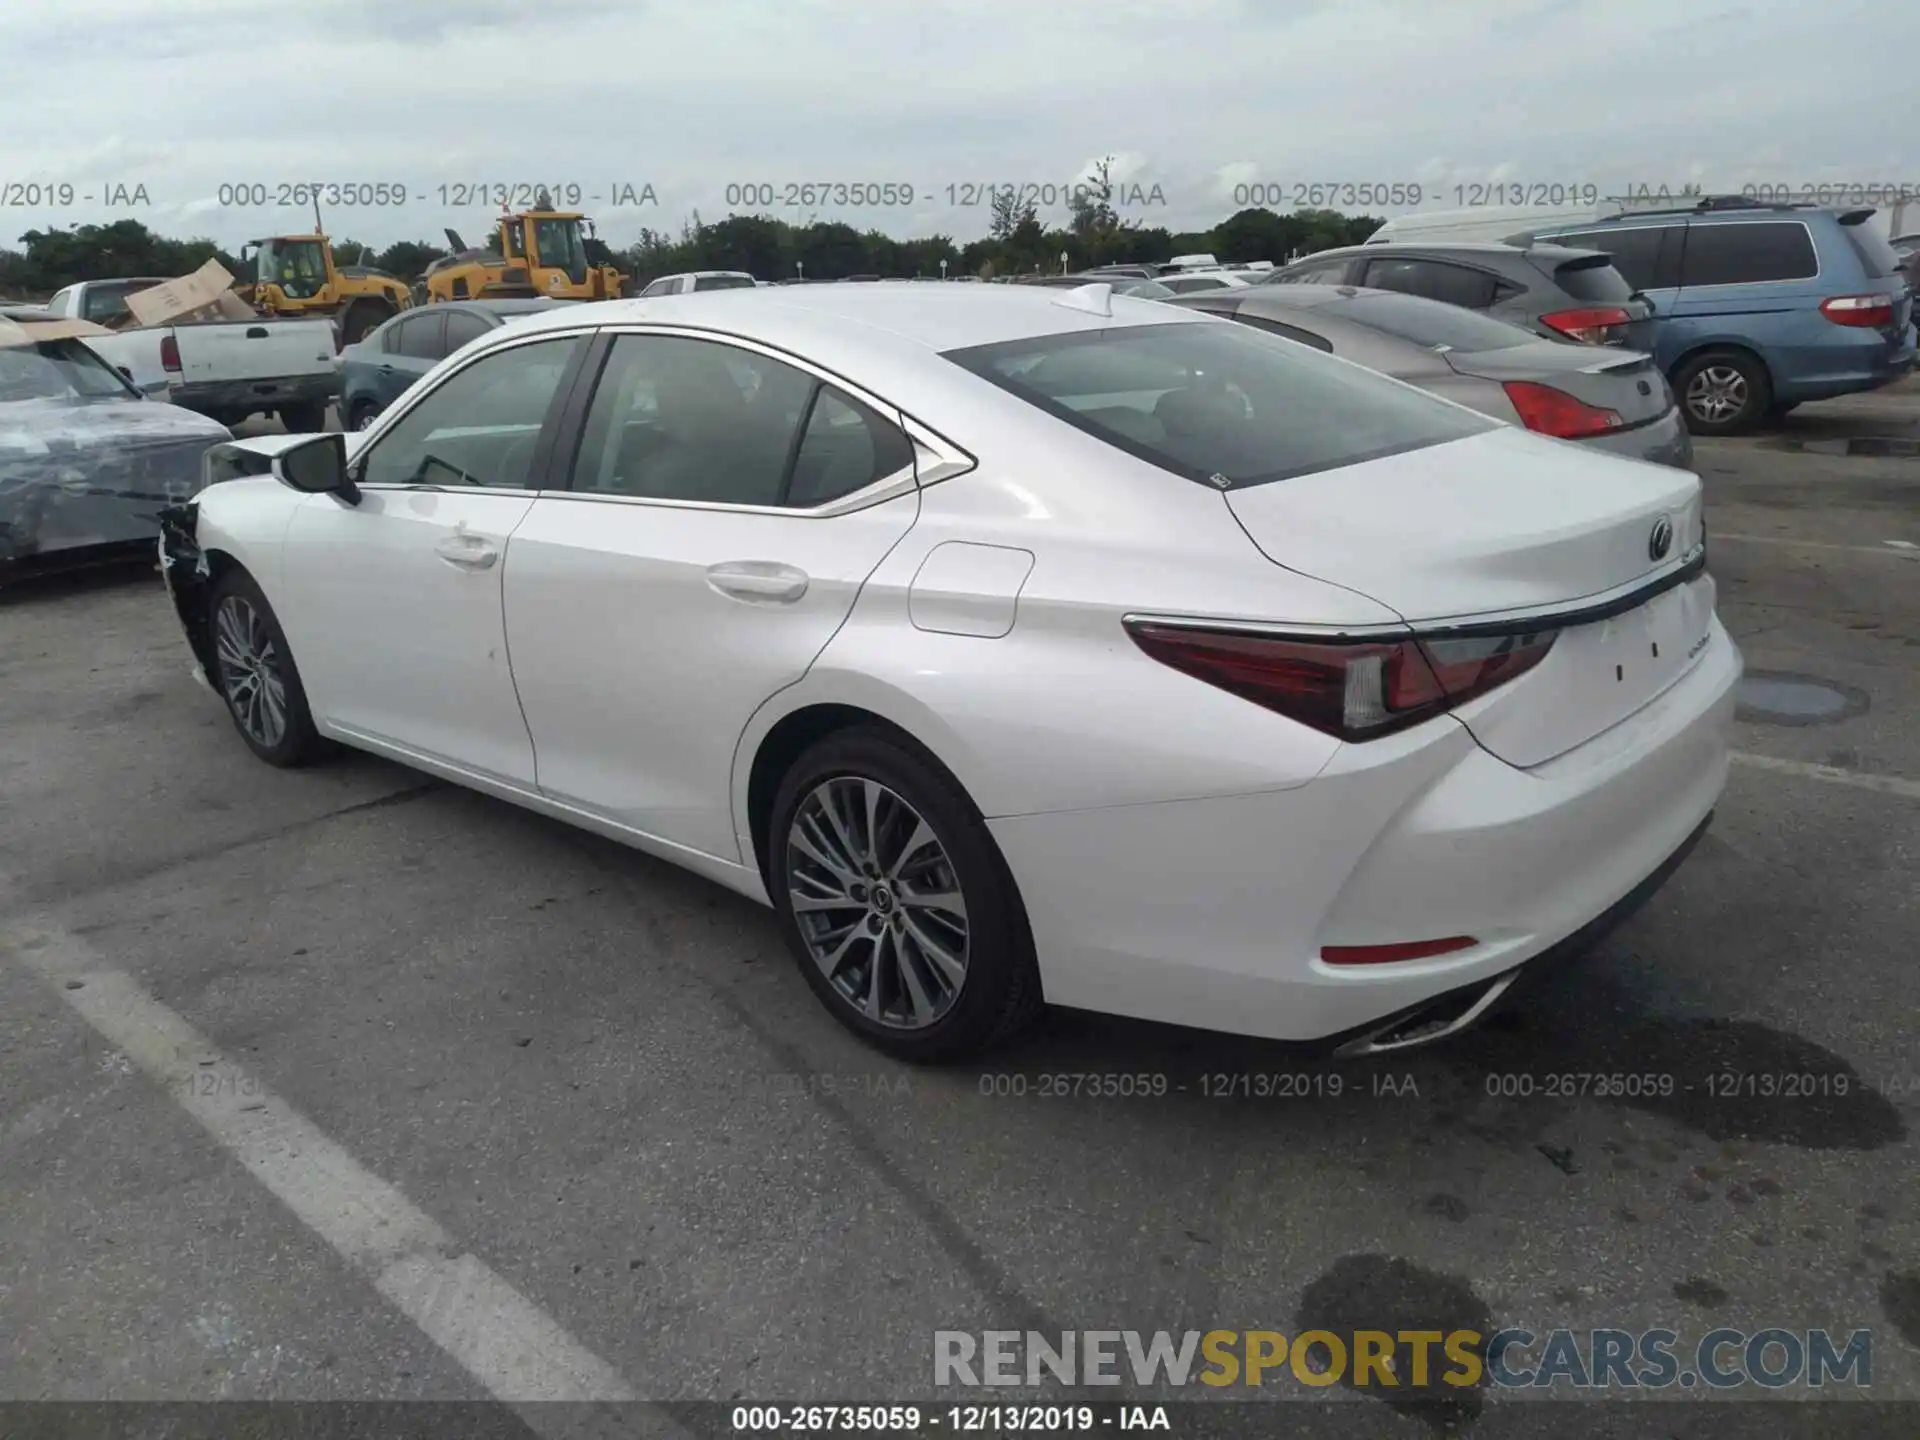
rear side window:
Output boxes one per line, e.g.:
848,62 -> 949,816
1359,258 -> 1506,309
1546,257 -> 1637,303
944,321 -> 1494,490
395,313 -> 446,360
1332,293 -> 1533,351
1839,222 -> 1903,279
442,310 -> 492,352
1274,259 -> 1349,285
1551,228 -> 1679,290
1678,222 -> 1818,286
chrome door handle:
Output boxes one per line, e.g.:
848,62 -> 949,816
706,561 -> 809,604
435,534 -> 498,570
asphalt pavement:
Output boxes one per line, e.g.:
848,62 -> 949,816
1,390 -> 1916,1437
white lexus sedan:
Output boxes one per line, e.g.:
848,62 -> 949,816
158,283 -> 1741,1062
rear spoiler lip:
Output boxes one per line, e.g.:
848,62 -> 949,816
1120,542 -> 1710,646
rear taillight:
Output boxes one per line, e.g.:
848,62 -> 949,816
159,334 -> 181,372
1820,293 -> 1895,327
1502,380 -> 1624,439
1540,306 -> 1632,344
1124,622 -> 1558,741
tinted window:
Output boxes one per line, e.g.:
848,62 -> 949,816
1678,222 -> 1818,286
442,310 -> 493,352
1839,223 -> 1903,279
1360,258 -> 1501,308
571,335 -> 821,506
358,336 -> 580,489
692,274 -> 757,291
1230,313 -> 1334,351
394,313 -> 446,360
1274,260 -> 1348,285
944,321 -> 1494,490
786,387 -> 917,506
1551,228 -> 1676,290
1547,258 -> 1637,303
1332,293 -> 1533,351
1159,276 -> 1231,293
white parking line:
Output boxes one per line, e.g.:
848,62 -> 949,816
1732,751 -> 1920,800
2,915 -> 647,1427
1712,533 -> 1920,558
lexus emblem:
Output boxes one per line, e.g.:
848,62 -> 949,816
1649,517 -> 1674,561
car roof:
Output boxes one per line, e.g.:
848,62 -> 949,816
485,283 -> 1212,420
1296,240 -> 1601,261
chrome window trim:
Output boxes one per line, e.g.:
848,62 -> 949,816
1124,542 -> 1709,642
349,319 -> 979,514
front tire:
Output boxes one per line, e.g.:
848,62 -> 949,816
1674,348 -> 1771,436
768,727 -> 1042,1062
348,399 -> 381,431
209,569 -> 329,767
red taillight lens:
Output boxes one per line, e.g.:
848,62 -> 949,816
159,334 -> 182,372
1540,306 -> 1632,344
1502,380 -> 1624,439
1820,293 -> 1895,327
1124,622 -> 1558,741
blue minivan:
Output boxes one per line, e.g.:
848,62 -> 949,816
1533,201 -> 1915,435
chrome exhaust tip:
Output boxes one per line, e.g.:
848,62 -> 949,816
1332,970 -> 1522,1059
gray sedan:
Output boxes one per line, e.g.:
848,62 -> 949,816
1166,285 -> 1693,468
2,307 -> 231,571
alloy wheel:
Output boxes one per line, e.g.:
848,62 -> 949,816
785,776 -> 970,1030
1684,365 -> 1748,425
213,594 -> 289,748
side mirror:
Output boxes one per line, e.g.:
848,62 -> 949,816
274,433 -> 360,505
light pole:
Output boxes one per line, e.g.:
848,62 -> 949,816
939,258 -> 948,280
1059,249 -> 1069,274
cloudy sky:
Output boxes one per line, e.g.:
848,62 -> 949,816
3,0 -> 1916,253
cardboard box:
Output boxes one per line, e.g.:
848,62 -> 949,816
0,313 -> 115,346
122,259 -> 257,328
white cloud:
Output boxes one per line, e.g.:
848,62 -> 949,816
3,0 -> 1915,251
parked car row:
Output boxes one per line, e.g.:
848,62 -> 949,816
1299,195 -> 1914,434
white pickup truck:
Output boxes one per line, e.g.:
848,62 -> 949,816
44,278 -> 339,430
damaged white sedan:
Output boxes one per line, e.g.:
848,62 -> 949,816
159,284 -> 1740,1061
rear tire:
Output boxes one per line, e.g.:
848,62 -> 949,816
208,569 -> 329,768
338,303 -> 390,347
1673,348 -> 1771,436
767,726 -> 1042,1062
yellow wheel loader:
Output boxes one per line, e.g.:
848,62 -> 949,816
423,193 -> 627,303
236,235 -> 414,346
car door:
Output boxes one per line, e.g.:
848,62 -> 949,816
275,328 -> 590,786
502,329 -> 925,861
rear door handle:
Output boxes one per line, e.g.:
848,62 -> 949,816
707,561 -> 809,604
435,533 -> 499,570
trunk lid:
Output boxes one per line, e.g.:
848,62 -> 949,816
1224,424 -> 1709,765
1444,341 -> 1675,429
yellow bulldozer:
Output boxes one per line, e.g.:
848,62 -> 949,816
236,235 -> 414,346
422,193 -> 628,304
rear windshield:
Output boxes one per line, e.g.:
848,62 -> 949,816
693,274 -> 756,291
1839,222 -> 1903,279
1545,256 -> 1638,302
1332,292 -> 1534,352
943,321 -> 1494,490
0,337 -> 136,401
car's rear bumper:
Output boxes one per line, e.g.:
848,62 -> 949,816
1770,330 -> 1917,403
989,617 -> 1741,1045
173,371 -> 338,417
1578,404 -> 1693,468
